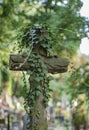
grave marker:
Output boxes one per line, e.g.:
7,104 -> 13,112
9,25 -> 69,130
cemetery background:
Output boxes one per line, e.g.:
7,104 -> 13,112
0,0 -> 89,130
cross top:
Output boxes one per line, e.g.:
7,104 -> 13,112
22,24 -> 52,57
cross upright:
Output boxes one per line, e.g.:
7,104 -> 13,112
9,24 -> 69,130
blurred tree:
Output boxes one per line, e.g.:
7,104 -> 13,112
68,62 -> 89,103
28,0 -> 89,56
0,0 -> 89,56
67,62 -> 89,129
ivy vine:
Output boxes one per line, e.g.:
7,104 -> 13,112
16,24 -> 53,130
16,24 -> 53,56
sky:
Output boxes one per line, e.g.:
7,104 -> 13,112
80,0 -> 89,18
80,0 -> 89,55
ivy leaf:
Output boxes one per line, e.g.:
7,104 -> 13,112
32,91 -> 35,96
30,63 -> 35,67
30,95 -> 35,100
41,63 -> 47,69
44,98 -> 49,102
36,111 -> 40,118
40,73 -> 45,76
26,70 -> 32,74
38,68 -> 42,72
45,94 -> 50,98
35,77 -> 43,82
36,85 -> 41,91
36,91 -> 41,96
43,69 -> 48,74
35,77 -> 41,82
47,88 -> 52,92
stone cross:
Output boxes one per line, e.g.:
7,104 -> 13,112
9,25 -> 69,130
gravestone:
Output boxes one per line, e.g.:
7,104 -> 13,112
9,24 -> 69,130
12,122 -> 20,130
2,124 -> 8,130
22,114 -> 29,130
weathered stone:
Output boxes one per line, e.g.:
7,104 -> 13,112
9,54 -> 69,73
9,25 -> 69,130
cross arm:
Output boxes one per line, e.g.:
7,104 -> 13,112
9,54 -> 31,71
9,54 -> 69,73
42,56 -> 69,73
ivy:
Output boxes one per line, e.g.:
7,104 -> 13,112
16,24 -> 53,56
16,24 -> 53,130
25,55 -> 51,129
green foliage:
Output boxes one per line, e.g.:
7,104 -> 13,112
68,63 -> 89,102
0,60 -> 9,83
26,0 -> 88,56
22,54 -> 52,130
16,24 -> 53,56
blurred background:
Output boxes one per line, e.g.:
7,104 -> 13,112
0,0 -> 89,129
